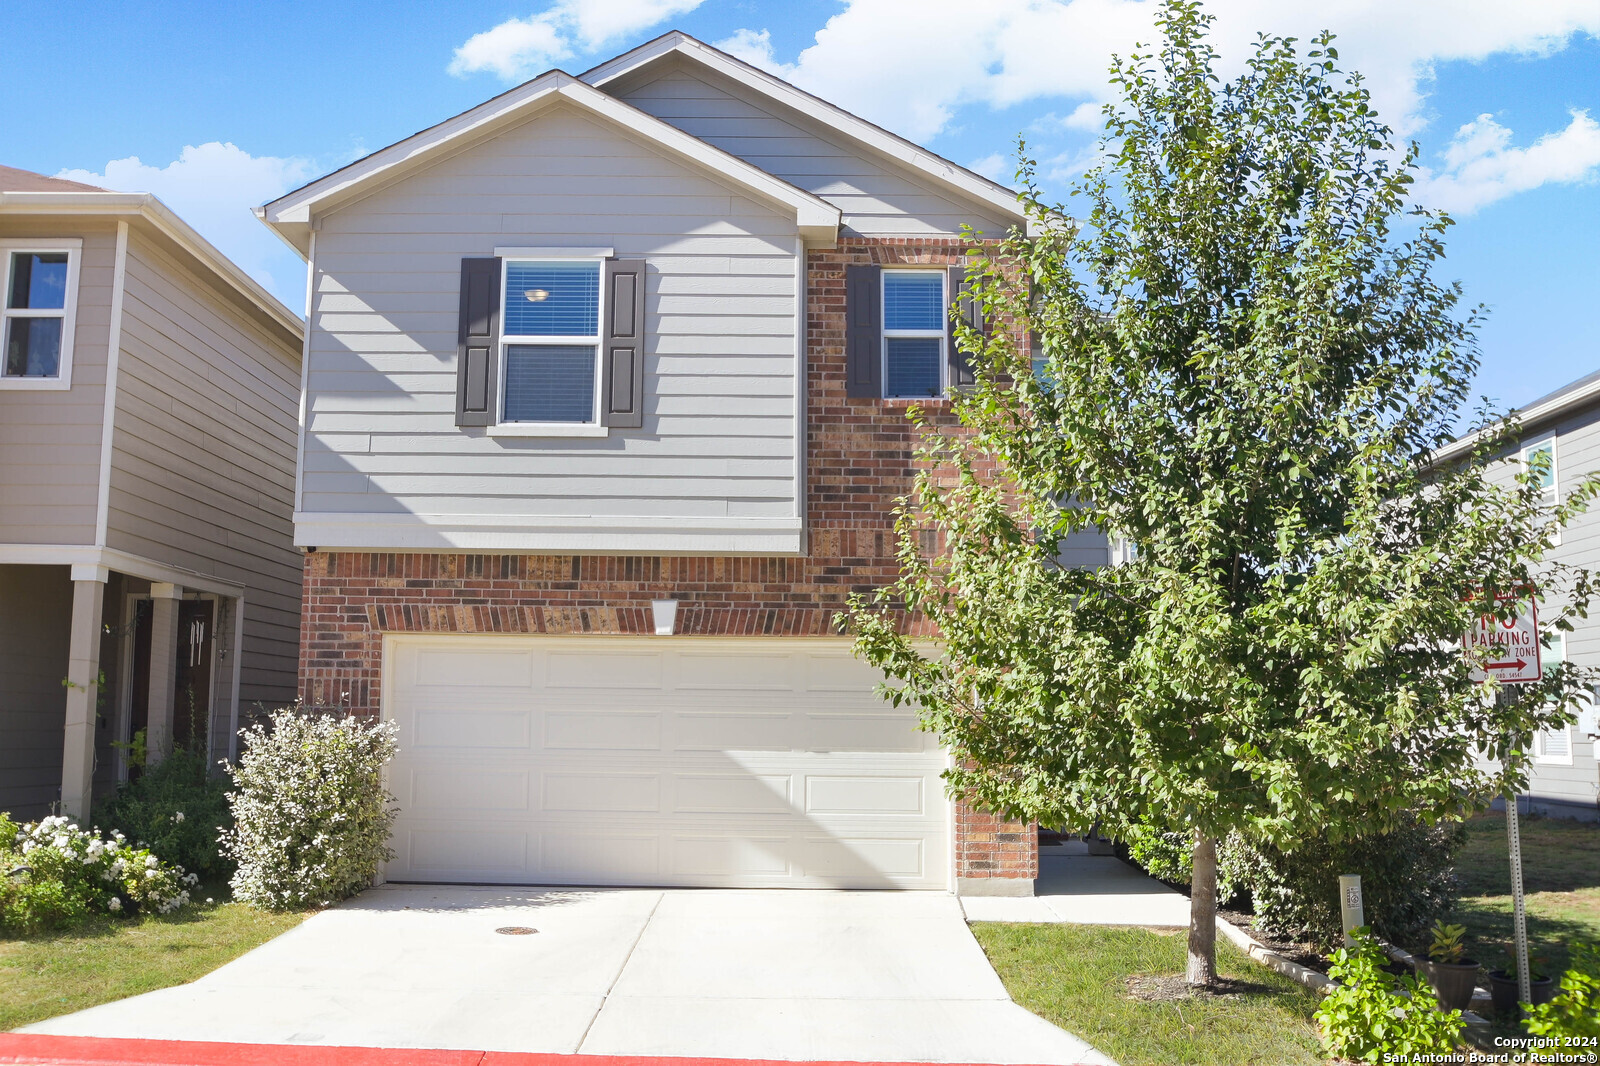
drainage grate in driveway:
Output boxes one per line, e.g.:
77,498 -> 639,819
495,926 -> 538,935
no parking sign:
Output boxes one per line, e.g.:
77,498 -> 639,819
1467,591 -> 1542,684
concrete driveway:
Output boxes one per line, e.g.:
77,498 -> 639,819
22,885 -> 1112,1065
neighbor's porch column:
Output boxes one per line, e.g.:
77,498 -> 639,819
145,582 -> 183,766
60,565 -> 108,820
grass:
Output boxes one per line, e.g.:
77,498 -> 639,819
1451,810 -> 1600,979
0,886 -> 306,1032
971,922 -> 1326,1066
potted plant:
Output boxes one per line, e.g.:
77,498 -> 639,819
1418,922 -> 1481,1012
1488,957 -> 1558,1018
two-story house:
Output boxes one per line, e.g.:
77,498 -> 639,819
1439,367 -> 1600,820
0,165 -> 303,821
257,33 -> 1103,894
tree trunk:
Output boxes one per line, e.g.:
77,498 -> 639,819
1186,833 -> 1218,986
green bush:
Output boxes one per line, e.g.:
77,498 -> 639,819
221,710 -> 399,909
94,748 -> 233,881
0,814 -> 195,934
1315,928 -> 1464,1062
1223,815 -> 1466,951
1121,825 -> 1246,903
1526,942 -> 1600,1039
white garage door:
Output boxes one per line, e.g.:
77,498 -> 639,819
383,636 -> 950,889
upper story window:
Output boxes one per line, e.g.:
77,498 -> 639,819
501,259 -> 602,426
1522,438 -> 1558,504
882,270 -> 946,399
1,239 -> 82,389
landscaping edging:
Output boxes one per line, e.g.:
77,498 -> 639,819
1214,915 -> 1337,995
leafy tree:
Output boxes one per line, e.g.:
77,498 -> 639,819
847,0 -> 1596,985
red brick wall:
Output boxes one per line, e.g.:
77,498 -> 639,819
296,235 -> 1035,886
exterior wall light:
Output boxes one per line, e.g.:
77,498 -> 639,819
651,598 -> 679,636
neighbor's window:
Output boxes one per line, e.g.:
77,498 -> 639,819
882,270 -> 945,399
2,243 -> 80,386
501,259 -> 601,424
1535,631 -> 1573,764
1522,439 -> 1558,504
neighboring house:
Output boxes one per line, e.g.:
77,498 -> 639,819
259,32 -> 1106,894
1439,367 -> 1600,821
0,165 -> 304,821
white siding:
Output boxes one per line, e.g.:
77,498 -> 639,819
302,104 -> 801,548
610,63 -> 1012,239
107,232 -> 303,706
0,219 -> 118,545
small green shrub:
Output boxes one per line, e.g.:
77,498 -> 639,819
1428,921 -> 1468,964
1315,929 -> 1465,1063
1217,815 -> 1466,951
221,710 -> 399,909
1121,825 -> 1246,902
1526,942 -> 1600,1039
0,815 -> 196,934
94,748 -> 233,881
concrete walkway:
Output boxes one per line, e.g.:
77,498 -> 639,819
22,885 -> 1113,1065
961,841 -> 1191,926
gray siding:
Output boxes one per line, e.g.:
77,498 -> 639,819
303,104 -> 801,524
106,232 -> 302,707
0,219 -> 117,545
609,62 -> 1012,239
1483,403 -> 1600,813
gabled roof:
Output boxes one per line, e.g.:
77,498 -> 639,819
0,164 -> 105,193
0,187 -> 303,341
258,70 -> 842,257
581,31 -> 1027,228
1433,364 -> 1600,463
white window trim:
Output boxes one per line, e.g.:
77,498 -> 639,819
0,237 -> 83,391
1522,436 -> 1559,504
881,268 -> 946,401
496,254 -> 607,437
1535,631 -> 1575,765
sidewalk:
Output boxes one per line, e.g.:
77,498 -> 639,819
960,841 -> 1190,926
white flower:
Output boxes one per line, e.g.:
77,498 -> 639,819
172,811 -> 185,823
145,855 -> 158,868
205,897 -> 214,905
108,897 -> 122,912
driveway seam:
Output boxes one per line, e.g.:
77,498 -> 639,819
575,890 -> 665,1053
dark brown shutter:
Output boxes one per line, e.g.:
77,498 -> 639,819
601,258 -> 647,429
455,257 -> 501,427
948,265 -> 981,388
845,264 -> 882,398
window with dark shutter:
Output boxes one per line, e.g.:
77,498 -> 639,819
455,257 -> 501,427
947,266 -> 982,388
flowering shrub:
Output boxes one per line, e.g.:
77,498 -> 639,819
0,813 -> 197,933
94,747 -> 234,880
221,710 -> 399,909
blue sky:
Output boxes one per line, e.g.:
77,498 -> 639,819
5,0 -> 1597,415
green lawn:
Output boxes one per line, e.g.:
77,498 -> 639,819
971,922 -> 1326,1066
1451,810 -> 1600,979
0,891 -> 306,1031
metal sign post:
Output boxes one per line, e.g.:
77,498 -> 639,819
1506,794 -> 1532,1007
1339,875 -> 1364,948
1469,588 -> 1542,1014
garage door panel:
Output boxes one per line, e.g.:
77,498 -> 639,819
671,772 -> 792,813
805,775 -> 925,815
543,710 -> 661,750
383,637 -> 949,889
411,646 -> 535,689
543,772 -> 660,812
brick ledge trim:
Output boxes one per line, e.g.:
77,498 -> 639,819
365,604 -> 848,637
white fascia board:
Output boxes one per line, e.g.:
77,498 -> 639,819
582,32 -> 1027,227
0,543 -> 246,598
259,71 -> 839,253
1432,375 -> 1600,464
0,191 -> 305,342
293,512 -> 806,556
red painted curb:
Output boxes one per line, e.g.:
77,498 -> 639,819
0,1035 -> 1090,1066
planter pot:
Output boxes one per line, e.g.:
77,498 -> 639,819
1419,958 -> 1480,1012
1487,969 -> 1555,1017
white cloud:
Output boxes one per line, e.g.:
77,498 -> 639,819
723,0 -> 1600,145
449,0 -> 705,81
1061,102 -> 1106,132
59,142 -> 316,310
969,153 -> 1010,181
713,28 -> 793,75
1414,109 -> 1600,214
